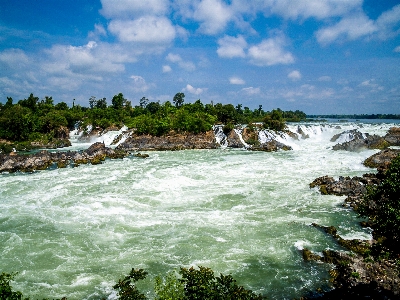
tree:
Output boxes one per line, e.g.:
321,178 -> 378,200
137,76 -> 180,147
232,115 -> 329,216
139,97 -> 149,108
112,93 -> 126,110
89,96 -> 97,109
96,97 -> 107,109
263,109 -> 286,131
113,268 -> 148,300
357,155 -> 400,254
173,92 -> 185,108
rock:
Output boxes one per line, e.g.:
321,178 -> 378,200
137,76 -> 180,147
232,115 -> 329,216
363,149 -> 400,171
116,131 -> 219,151
332,130 -> 389,151
0,143 -> 128,173
250,140 -> 292,152
384,127 -> 400,146
134,153 -> 149,158
226,129 -> 244,148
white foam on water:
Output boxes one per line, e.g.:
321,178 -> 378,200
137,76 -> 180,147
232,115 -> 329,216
0,121 -> 398,299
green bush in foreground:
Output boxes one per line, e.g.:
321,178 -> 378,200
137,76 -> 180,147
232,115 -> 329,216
357,154 -> 400,256
2,266 -> 264,300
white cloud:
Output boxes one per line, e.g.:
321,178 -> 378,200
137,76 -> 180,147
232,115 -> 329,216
265,0 -> 362,20
0,48 -> 29,67
184,84 -> 205,95
248,37 -> 294,66
359,79 -> 384,92
229,77 -> 245,85
193,0 -> 233,35
217,35 -> 247,58
88,24 -> 107,40
395,46 -> 400,52
108,16 -> 176,44
162,65 -> 172,73
241,87 -> 260,95
318,76 -> 332,82
100,0 -> 169,18
375,4 -> 400,40
166,53 -> 196,71
288,70 -> 301,81
316,13 -> 377,45
130,75 -> 151,92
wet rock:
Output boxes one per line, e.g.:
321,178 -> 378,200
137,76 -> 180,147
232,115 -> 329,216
332,130 -> 389,151
0,143 -> 128,173
134,153 -> 149,158
297,126 -> 310,139
226,129 -> 244,148
116,131 -> 219,151
363,149 -> 400,172
250,140 -> 292,152
384,127 -> 400,146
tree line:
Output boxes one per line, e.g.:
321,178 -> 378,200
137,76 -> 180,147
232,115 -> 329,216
0,92 -> 307,146
308,114 -> 400,120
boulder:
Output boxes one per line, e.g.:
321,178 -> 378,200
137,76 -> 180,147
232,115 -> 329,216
384,127 -> 400,146
116,131 -> 219,151
250,140 -> 292,152
332,130 -> 389,151
226,129 -> 244,148
363,149 -> 400,172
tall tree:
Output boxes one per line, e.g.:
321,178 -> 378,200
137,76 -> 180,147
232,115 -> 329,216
173,92 -> 185,108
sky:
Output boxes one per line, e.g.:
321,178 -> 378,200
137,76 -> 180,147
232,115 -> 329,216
0,0 -> 400,114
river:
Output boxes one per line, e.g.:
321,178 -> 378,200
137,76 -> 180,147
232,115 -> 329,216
0,121 -> 398,299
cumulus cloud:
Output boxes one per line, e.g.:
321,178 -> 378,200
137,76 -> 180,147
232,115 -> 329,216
359,79 -> 384,92
193,0 -> 233,35
166,53 -> 196,71
217,35 -> 247,58
316,14 -> 377,45
265,0 -> 362,20
316,5 -> 400,44
162,65 -> 172,73
100,0 -> 168,18
108,16 -> 176,44
241,87 -> 260,95
0,48 -> 30,67
395,46 -> 400,52
130,75 -> 151,92
184,84 -> 205,95
229,77 -> 245,85
288,70 -> 301,81
318,76 -> 332,82
248,37 -> 294,66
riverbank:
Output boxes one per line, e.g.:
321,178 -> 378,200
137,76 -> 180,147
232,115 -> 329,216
306,148 -> 400,299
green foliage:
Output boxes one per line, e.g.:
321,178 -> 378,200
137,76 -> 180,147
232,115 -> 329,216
113,268 -> 148,300
173,93 -> 185,108
357,155 -> 400,254
112,93 -> 127,110
154,271 -> 185,300
263,109 -> 286,131
0,272 -> 29,300
179,266 -> 264,300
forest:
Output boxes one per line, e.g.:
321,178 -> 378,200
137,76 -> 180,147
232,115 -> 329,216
0,92 -> 306,152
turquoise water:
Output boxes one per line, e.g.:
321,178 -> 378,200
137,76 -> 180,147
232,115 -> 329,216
0,122 -> 394,299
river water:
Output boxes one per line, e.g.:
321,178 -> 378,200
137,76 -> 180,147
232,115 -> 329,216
0,121 -> 398,299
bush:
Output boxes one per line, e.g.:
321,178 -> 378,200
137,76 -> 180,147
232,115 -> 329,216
0,272 -> 29,300
357,155 -> 400,255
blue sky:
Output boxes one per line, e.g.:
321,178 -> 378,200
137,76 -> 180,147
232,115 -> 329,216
0,0 -> 399,114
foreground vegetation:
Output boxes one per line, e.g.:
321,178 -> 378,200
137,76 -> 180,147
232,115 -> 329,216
1,266 -> 264,300
0,93 -> 306,153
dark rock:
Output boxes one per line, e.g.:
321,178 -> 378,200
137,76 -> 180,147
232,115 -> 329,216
134,153 -> 149,158
332,130 -> 389,151
250,140 -> 292,152
384,127 -> 400,146
363,149 -> 400,172
226,129 -> 244,148
117,131 -> 219,151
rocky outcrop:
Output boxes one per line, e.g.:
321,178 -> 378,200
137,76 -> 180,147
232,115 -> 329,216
116,131 -> 219,151
303,224 -> 400,299
226,130 -> 243,148
383,127 -> 400,146
0,142 -> 128,173
363,149 -> 400,173
250,140 -> 292,152
332,130 -> 389,151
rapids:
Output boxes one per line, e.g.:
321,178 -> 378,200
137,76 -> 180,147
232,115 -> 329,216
0,121 -> 398,299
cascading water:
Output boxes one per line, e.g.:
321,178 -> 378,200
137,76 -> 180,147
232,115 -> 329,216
0,121 -> 399,299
